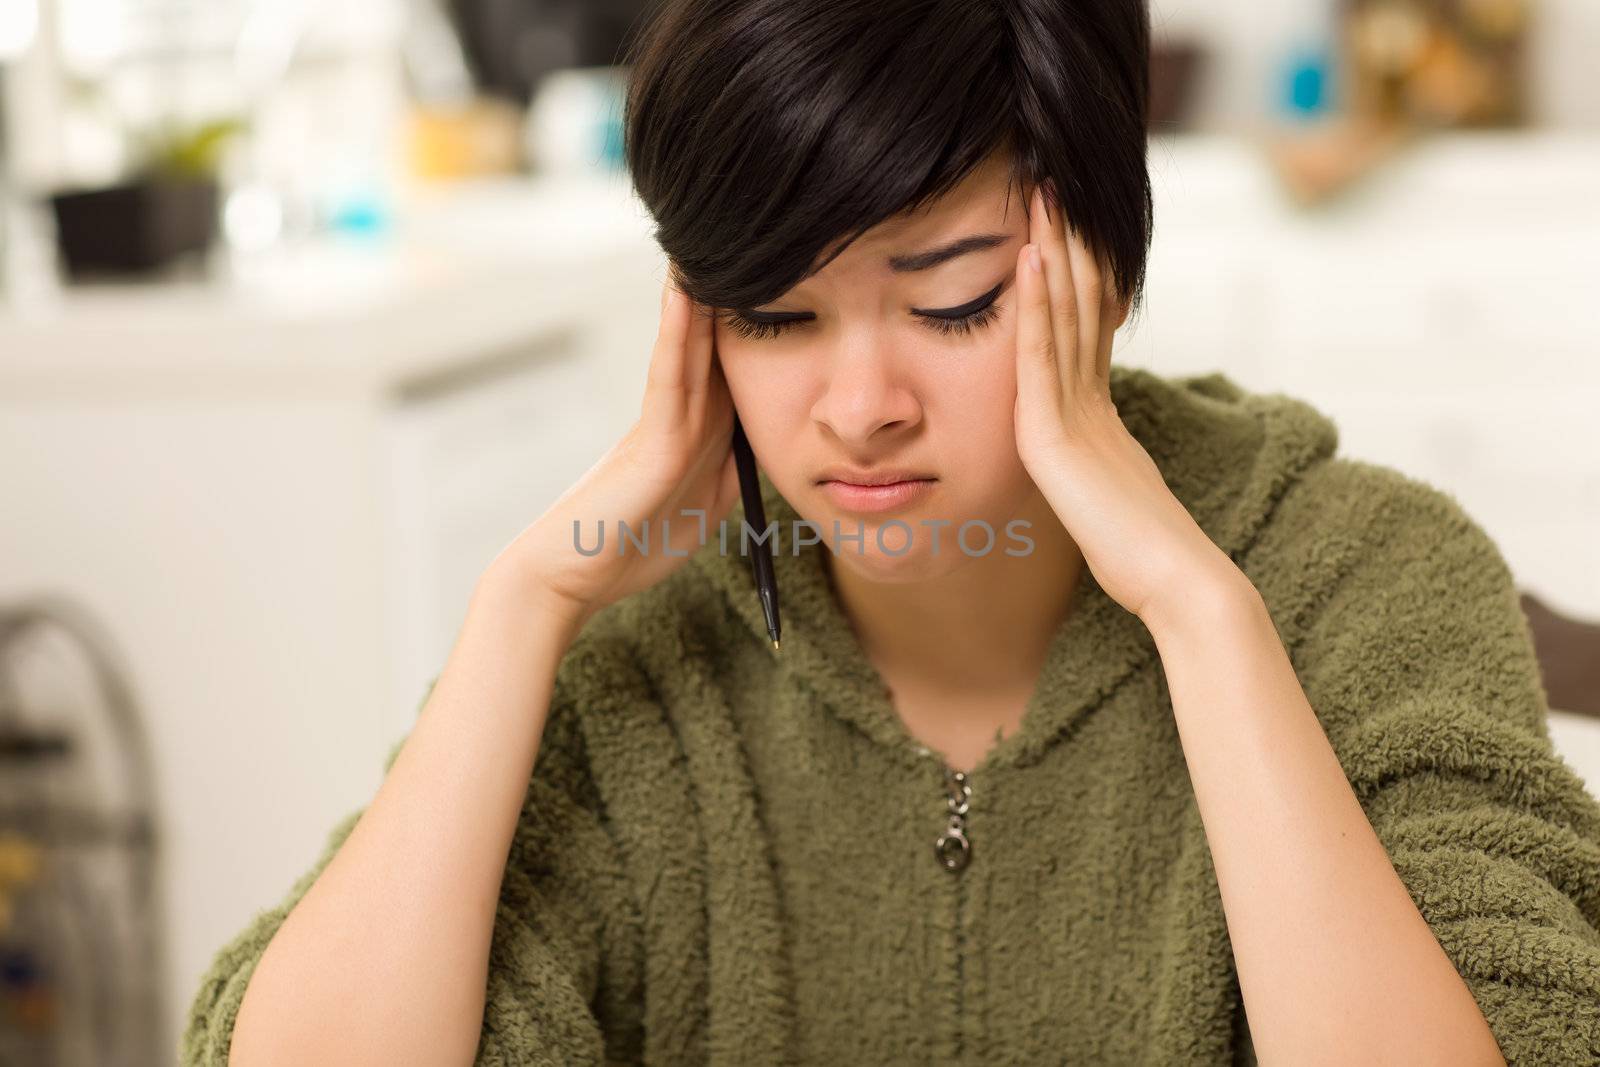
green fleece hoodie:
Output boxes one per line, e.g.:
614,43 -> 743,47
182,365 -> 1600,1066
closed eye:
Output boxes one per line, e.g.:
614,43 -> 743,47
721,277 -> 1010,341
914,279 -> 1006,320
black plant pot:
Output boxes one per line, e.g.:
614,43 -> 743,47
49,176 -> 220,279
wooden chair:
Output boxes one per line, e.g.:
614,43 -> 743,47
1520,591 -> 1600,720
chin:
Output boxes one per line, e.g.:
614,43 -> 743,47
817,518 -> 988,584
825,543 -> 950,585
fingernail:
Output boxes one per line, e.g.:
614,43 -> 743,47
1027,244 -> 1042,273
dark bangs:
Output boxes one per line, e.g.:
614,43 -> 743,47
622,0 -> 1153,320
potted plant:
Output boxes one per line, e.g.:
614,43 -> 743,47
48,116 -> 244,278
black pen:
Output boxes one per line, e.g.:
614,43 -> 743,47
730,412 -> 781,651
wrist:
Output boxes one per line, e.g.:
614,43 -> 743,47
1141,558 -> 1263,645
474,557 -> 593,645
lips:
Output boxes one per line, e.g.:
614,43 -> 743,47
818,475 -> 937,514
816,467 -> 936,487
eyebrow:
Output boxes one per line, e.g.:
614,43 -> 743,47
736,231 -> 1013,320
887,232 -> 1011,273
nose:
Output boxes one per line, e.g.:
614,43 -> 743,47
809,337 -> 922,449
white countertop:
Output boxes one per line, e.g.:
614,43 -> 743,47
4,131 -> 1596,398
0,170 -> 661,398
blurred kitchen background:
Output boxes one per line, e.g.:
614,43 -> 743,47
0,0 -> 1596,1061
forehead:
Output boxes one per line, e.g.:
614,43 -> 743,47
817,149 -> 1025,269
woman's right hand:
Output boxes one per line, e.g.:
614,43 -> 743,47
490,273 -> 742,631
225,296 -> 733,1062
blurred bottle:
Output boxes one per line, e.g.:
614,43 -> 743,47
406,98 -> 525,181
1,0 -> 46,307
321,155 -> 396,240
1274,2 -> 1341,122
1341,0 -> 1532,128
401,0 -> 524,182
522,66 -> 628,179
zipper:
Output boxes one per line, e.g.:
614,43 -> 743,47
923,752 -> 973,1058
934,763 -> 972,872
914,744 -> 974,872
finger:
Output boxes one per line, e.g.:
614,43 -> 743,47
1097,281 -> 1122,387
1062,223 -> 1105,397
708,343 -> 733,427
682,413 -> 729,486
642,278 -> 692,430
686,300 -> 714,389
1014,237 -> 1062,428
670,264 -> 711,392
1031,183 -> 1080,409
682,298 -> 716,427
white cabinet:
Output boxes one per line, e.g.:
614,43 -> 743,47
0,191 -> 666,1050
1126,132 -> 1600,618
380,327 -> 627,742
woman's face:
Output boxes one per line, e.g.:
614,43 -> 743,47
715,151 -> 1061,583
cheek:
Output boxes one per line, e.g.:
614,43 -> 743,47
715,333 -> 813,448
938,332 -> 1033,489
928,329 -> 1018,427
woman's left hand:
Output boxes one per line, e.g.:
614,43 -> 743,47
1012,182 -> 1241,628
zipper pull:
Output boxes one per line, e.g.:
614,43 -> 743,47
934,767 -> 971,872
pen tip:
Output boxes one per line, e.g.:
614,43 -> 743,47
772,638 -> 781,652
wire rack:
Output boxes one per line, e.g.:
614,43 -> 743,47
0,595 -> 168,1067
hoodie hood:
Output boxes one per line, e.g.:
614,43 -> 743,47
688,363 -> 1340,771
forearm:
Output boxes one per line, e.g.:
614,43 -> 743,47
1145,575 -> 1505,1067
230,565 -> 587,1066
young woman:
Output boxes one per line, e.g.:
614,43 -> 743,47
188,1 -> 1600,1064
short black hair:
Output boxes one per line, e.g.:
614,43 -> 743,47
622,0 -> 1153,323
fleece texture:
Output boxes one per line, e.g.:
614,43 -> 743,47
181,364 -> 1600,1065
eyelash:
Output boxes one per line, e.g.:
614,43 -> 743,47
722,298 -> 1002,341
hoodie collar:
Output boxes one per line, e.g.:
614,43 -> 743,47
691,364 -> 1339,772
